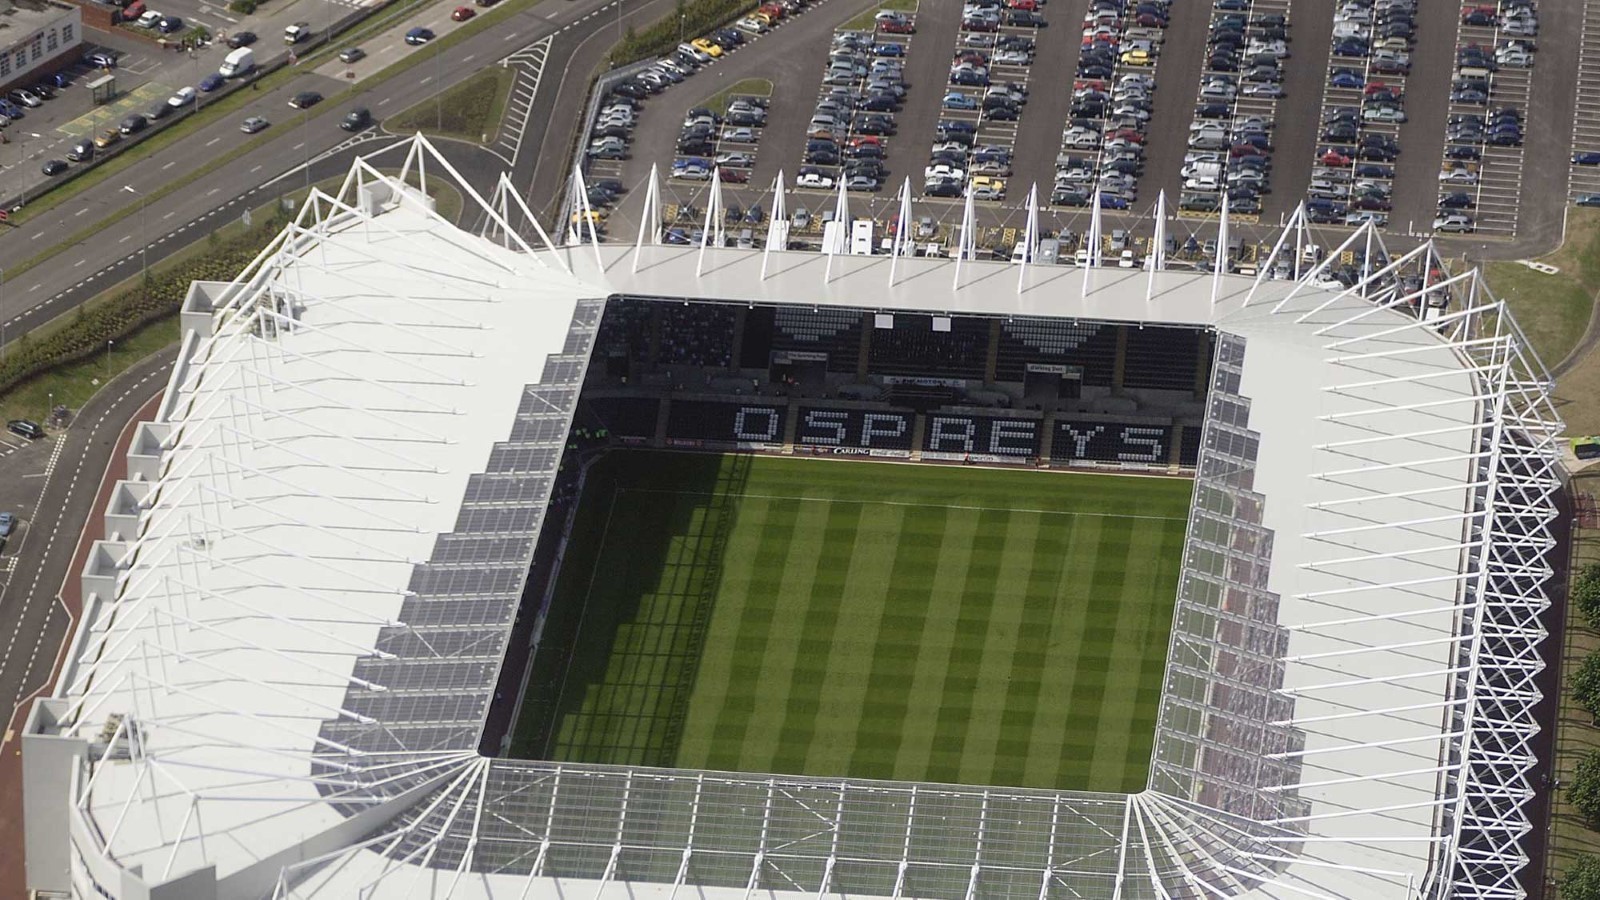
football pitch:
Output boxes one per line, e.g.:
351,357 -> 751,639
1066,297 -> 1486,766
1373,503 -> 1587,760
512,450 -> 1190,793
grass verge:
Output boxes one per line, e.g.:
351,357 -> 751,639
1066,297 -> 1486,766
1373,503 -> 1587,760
386,66 -> 515,143
516,450 -> 1187,792
0,169 -> 462,424
699,77 -> 772,115
840,0 -> 918,33
1485,208 -> 1600,371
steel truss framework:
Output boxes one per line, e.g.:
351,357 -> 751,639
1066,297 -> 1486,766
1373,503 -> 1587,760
39,143 -> 1559,900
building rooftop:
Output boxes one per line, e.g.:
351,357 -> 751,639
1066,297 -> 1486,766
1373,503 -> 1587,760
27,140 -> 1559,900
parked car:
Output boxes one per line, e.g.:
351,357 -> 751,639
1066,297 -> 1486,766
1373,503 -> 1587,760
40,158 -> 67,176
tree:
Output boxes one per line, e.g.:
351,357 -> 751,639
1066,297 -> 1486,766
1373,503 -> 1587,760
1576,654 -> 1600,722
1574,563 -> 1600,631
1571,750 -> 1600,828
1563,854 -> 1600,900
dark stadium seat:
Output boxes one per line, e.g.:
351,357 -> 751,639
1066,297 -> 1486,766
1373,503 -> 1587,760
770,307 -> 865,373
1122,327 -> 1209,392
867,314 -> 988,379
995,318 -> 1119,384
659,303 -> 735,368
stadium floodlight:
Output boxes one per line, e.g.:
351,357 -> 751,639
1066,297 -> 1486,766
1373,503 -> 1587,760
1017,182 -> 1038,292
889,176 -> 912,287
1211,191 -> 1230,305
953,188 -> 976,289
1147,189 -> 1168,301
762,170 -> 787,281
1085,187 -> 1103,281
632,163 -> 662,270
22,135 -> 1559,900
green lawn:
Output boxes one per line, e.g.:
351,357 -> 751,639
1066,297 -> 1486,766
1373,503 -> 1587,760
517,451 -> 1188,793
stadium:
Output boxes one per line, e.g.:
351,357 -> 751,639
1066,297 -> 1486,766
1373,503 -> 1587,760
20,136 -> 1560,900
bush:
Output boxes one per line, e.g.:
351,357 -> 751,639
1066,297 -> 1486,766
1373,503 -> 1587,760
1572,750 -> 1600,828
607,0 -> 756,66
1564,854 -> 1600,900
388,69 -> 508,140
1576,653 -> 1600,721
1575,562 -> 1600,631
228,0 -> 256,14
0,208 -> 291,399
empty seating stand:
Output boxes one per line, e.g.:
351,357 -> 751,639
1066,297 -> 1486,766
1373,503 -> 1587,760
771,307 -> 864,373
996,319 -> 1118,385
659,303 -> 736,368
868,314 -> 988,379
1122,327 -> 1208,392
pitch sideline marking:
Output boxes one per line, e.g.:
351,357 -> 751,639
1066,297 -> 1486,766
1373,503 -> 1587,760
617,488 -> 1189,522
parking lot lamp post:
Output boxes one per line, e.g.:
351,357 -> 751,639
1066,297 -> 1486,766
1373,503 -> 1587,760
122,185 -> 148,292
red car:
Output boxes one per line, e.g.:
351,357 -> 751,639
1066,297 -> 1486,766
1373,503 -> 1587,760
880,18 -> 915,33
450,5 -> 475,20
717,166 -> 750,184
1105,127 -> 1146,144
1319,148 -> 1353,166
1007,0 -> 1039,9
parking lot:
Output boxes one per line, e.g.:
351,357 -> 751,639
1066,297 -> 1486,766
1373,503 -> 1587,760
1568,0 -> 1600,206
1430,0 -> 1541,236
591,0 -> 1585,253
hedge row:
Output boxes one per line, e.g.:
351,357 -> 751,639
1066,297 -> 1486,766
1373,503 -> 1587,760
1566,563 -> 1600,898
0,210 -> 291,399
608,0 -> 757,67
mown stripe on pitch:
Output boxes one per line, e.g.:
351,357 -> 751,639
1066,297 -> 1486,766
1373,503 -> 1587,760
847,504 -> 950,780
673,494 -> 768,767
958,510 -> 1038,786
888,508 -> 982,781
676,496 -> 801,769
723,496 -> 827,772
803,502 -> 905,777
1086,519 -> 1167,791
1018,514 -> 1100,787
924,508 -> 1011,785
1063,515 -> 1136,790
987,510 -> 1072,788
1122,519 -> 1185,788
767,500 -> 867,775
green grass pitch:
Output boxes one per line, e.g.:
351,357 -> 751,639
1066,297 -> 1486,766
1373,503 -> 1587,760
514,450 -> 1190,794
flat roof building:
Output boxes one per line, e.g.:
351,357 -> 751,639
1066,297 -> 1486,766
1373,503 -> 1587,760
21,138 -> 1561,899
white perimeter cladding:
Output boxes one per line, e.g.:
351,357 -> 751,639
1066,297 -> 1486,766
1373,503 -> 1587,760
25,145 -> 1559,900
38,146 -> 599,897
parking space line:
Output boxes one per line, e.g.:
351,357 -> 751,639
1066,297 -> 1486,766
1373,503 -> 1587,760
1300,0 -> 1413,230
1436,5 -> 1538,237
1177,0 -> 1287,225
1052,0 -> 1173,221
1568,0 -> 1600,203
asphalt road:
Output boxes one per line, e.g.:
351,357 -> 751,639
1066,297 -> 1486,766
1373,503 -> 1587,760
0,0 -> 688,353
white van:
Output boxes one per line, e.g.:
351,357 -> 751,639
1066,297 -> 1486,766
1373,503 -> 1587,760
219,47 -> 255,77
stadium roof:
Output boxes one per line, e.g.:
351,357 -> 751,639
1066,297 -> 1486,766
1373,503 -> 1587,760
24,138 -> 1560,900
